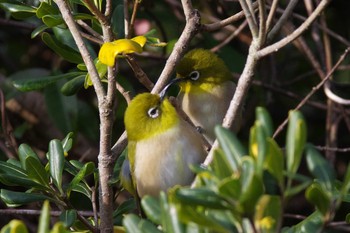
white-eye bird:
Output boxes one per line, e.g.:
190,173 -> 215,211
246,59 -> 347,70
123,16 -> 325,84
122,88 -> 207,197
175,49 -> 238,144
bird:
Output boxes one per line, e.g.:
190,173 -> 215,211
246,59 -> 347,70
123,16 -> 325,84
175,48 -> 238,144
122,88 -> 207,198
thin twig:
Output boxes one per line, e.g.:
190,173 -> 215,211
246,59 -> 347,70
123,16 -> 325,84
273,47 -> 350,138
238,0 -> 259,38
258,0 -> 331,58
128,0 -> 140,38
124,0 -> 130,38
77,20 -> 103,40
0,208 -> 97,217
211,21 -> 248,53
266,0 -> 279,31
267,0 -> 300,42
201,2 -> 258,32
125,55 -> 154,91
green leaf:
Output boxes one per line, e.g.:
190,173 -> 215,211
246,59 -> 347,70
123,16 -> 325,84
256,107 -> 274,137
0,220 -> 29,233
305,144 -> 335,191
12,71 -> 85,92
59,209 -> 77,228
249,121 -> 267,177
49,139 -> 65,193
67,162 -> 95,196
41,32 -> 83,64
36,2 -> 59,18
123,214 -> 161,233
60,75 -> 85,96
31,24 -> 49,38
286,111 -> 307,174
254,195 -> 282,233
0,2 -> 35,19
173,187 -> 231,209
0,189 -> 48,207
51,222 -> 70,233
25,157 -> 50,188
215,125 -> 246,173
38,200 -> 50,233
71,182 -> 92,199
305,182 -> 331,216
61,132 -> 74,155
340,164 -> 350,203
210,149 -> 235,179
283,211 -> 324,233
218,176 -> 241,202
264,138 -> 284,189
159,192 -> 185,233
18,143 -> 40,169
45,82 -> 78,134
240,157 -> 264,215
141,196 -> 161,225
111,4 -> 125,38
0,161 -> 47,189
113,199 -> 136,224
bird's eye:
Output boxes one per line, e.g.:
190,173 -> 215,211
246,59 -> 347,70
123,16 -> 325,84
147,107 -> 160,119
189,71 -> 200,81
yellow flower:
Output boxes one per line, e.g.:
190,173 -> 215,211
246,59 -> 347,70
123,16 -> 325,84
98,36 -> 147,67
258,216 -> 275,230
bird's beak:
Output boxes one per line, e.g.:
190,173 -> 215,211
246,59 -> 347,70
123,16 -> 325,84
159,78 -> 185,101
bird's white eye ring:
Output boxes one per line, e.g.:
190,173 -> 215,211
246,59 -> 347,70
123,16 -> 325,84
148,107 -> 159,118
189,71 -> 200,80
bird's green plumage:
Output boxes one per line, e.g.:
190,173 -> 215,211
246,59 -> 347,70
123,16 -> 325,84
176,48 -> 232,94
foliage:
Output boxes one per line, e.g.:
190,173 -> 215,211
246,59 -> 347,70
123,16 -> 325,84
1,0 -> 350,232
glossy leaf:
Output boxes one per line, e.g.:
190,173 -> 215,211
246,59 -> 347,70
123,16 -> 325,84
67,162 -> 95,196
49,139 -> 65,193
36,2 -> 59,18
283,211 -> 324,233
25,156 -> 50,188
210,148 -> 235,179
215,125 -> 246,173
256,107 -> 274,137
61,75 -> 85,95
61,132 -> 74,155
38,200 -> 50,233
254,195 -> 282,233
249,121 -> 267,177
0,220 -> 29,233
286,111 -> 307,174
0,3 -> 35,19
59,209 -> 77,228
240,157 -> 264,215
217,177 -> 241,201
12,71 -> 85,92
305,144 -> 335,191
305,182 -> 331,216
264,138 -> 284,189
71,182 -> 92,199
0,189 -> 48,207
340,164 -> 350,203
159,192 -> 185,233
51,222 -> 70,233
113,199 -> 136,225
18,143 -> 40,169
123,214 -> 161,233
42,32 -> 83,64
31,24 -> 49,38
174,187 -> 231,209
141,196 -> 161,225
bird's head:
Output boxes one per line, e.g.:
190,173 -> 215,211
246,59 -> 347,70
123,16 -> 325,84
124,92 -> 179,142
175,49 -> 232,94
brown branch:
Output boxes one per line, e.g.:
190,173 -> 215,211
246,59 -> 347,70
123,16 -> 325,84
273,47 -> 350,138
125,55 -> 154,91
257,0 -> 331,58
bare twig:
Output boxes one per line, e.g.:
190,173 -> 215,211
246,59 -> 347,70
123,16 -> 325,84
125,55 -> 154,91
273,47 -> 350,138
267,0 -> 300,42
266,0 -> 279,31
238,0 -> 259,38
258,0 -> 331,58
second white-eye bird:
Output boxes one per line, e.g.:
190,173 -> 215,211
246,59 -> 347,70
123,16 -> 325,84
175,49 -> 238,144
122,87 -> 207,198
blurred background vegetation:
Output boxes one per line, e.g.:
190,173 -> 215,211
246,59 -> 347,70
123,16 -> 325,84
1,0 -> 350,231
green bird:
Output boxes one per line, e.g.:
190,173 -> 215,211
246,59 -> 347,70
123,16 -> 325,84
122,87 -> 206,197
175,48 -> 238,144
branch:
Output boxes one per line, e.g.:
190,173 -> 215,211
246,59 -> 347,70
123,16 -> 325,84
273,47 -> 350,138
238,0 -> 259,38
257,0 -> 331,58
55,0 -> 105,101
